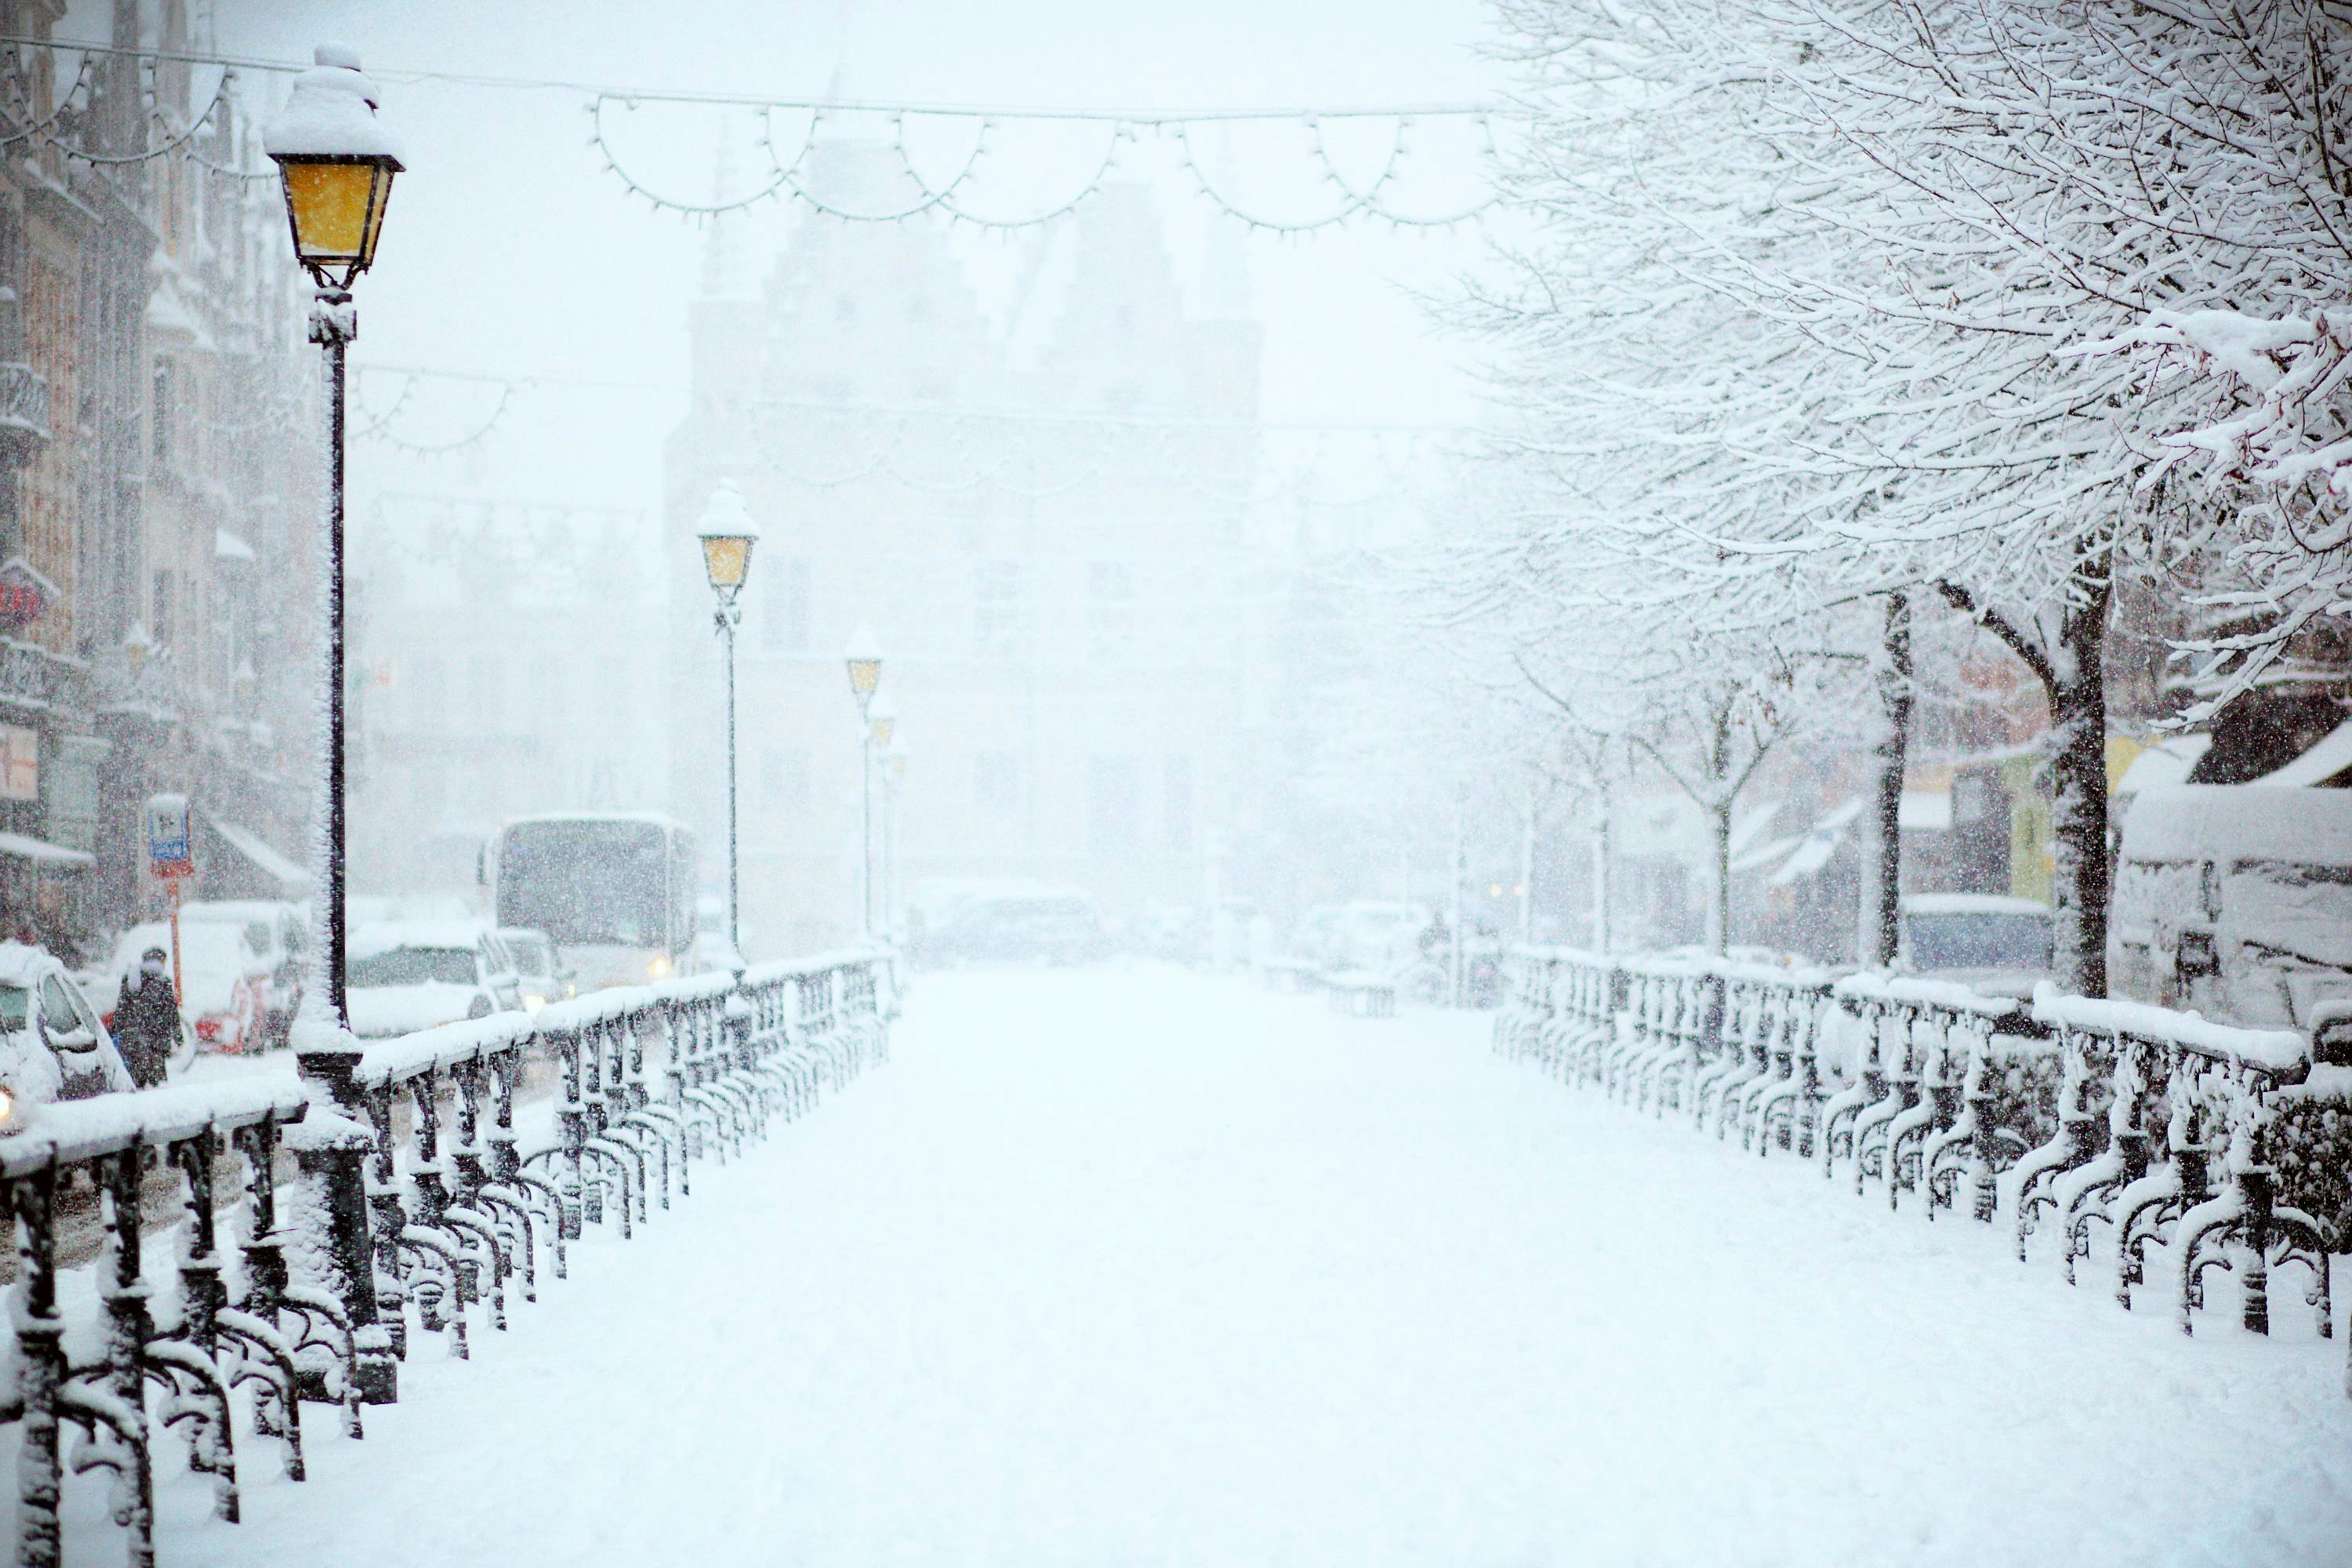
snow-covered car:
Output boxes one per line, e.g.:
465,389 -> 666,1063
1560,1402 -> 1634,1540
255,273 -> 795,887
105,916 -> 274,1054
0,943 -> 135,1130
2112,783 -> 2352,1029
493,927 -> 575,1014
1896,893 -> 2055,997
1332,901 -> 1438,976
346,922 -> 519,1039
926,891 -> 1106,966
177,899 -> 307,1047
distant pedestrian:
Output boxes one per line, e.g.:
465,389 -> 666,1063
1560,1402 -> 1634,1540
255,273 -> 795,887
114,946 -> 179,1088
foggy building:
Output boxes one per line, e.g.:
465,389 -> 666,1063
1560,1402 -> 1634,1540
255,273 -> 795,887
667,151 -> 1263,954
349,497 -> 668,894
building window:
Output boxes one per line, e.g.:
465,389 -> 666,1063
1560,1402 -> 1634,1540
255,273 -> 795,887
152,361 -> 172,468
410,655 -> 445,723
762,747 -> 810,808
1089,561 -> 1134,658
765,557 -> 810,652
470,653 -> 502,729
973,750 -> 1022,820
1164,755 -> 1193,852
975,558 -> 1025,659
1088,755 -> 1138,856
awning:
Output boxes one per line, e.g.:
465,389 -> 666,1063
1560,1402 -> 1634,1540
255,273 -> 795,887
204,814 -> 313,896
0,830 -> 93,870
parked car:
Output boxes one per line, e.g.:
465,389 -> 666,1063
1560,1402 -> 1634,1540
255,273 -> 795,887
104,916 -> 274,1054
926,891 -> 1106,966
1896,893 -> 2055,996
2111,783 -> 2352,1029
494,926 -> 575,1014
178,899 -> 307,1047
0,943 -> 136,1129
1332,901 -> 1437,976
346,922 -> 520,1039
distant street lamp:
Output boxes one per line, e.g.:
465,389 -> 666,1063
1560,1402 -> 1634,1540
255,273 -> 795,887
843,624 -> 883,935
885,739 -> 909,934
866,693 -> 898,935
123,622 -> 152,677
696,481 -> 760,964
265,42 -> 403,1029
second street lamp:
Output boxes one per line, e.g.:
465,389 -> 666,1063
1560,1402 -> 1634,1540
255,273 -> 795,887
697,481 -> 760,965
843,624 -> 884,935
863,689 -> 898,938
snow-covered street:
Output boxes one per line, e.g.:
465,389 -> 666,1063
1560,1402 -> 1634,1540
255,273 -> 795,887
159,969 -> 2352,1567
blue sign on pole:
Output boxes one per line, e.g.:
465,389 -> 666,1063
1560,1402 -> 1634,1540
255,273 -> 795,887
146,793 -> 192,878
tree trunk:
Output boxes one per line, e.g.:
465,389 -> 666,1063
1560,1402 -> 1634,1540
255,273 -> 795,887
2049,569 -> 2113,997
1863,592 -> 1912,967
1708,801 -> 1732,955
1592,796 -> 1612,953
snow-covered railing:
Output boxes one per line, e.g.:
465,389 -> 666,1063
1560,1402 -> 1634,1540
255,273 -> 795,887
0,949 -> 896,1567
1492,946 -> 2352,1396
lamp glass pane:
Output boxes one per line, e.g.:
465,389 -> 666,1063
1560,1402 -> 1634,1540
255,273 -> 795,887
701,535 -> 752,590
360,165 -> 396,267
871,716 -> 896,747
848,659 -> 881,696
281,162 -> 382,261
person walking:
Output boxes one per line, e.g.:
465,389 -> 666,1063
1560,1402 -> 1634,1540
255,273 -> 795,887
114,946 -> 180,1088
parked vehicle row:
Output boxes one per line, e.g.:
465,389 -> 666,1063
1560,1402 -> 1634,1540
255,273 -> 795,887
344,920 -> 577,1039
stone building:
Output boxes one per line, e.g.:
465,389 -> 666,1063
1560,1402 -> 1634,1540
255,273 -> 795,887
0,0 -> 322,958
666,151 -> 1264,956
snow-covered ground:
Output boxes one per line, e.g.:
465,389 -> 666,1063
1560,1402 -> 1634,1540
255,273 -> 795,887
129,967 -> 2352,1566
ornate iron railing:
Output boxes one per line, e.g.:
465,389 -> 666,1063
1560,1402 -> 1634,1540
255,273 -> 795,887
0,949 -> 895,1566
1492,946 -> 2352,1394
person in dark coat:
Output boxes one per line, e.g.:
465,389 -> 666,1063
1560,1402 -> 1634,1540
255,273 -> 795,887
113,946 -> 178,1088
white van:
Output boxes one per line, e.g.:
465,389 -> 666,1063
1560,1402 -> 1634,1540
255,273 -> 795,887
2111,784 -> 2352,1029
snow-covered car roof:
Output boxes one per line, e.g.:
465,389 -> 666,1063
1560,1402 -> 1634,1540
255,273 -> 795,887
177,899 -> 299,926
501,811 -> 683,829
350,920 -> 491,959
0,942 -> 65,989
1900,894 -> 2052,917
2122,783 -> 2352,867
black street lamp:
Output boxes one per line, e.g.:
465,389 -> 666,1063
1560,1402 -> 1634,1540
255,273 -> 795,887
696,481 -> 760,964
264,42 -> 403,1028
263,41 -> 404,1406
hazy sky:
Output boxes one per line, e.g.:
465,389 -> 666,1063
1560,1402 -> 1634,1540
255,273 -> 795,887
196,0 -> 1507,520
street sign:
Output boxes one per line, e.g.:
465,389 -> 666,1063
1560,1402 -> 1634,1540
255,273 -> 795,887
145,793 -> 194,879
0,557 -> 55,634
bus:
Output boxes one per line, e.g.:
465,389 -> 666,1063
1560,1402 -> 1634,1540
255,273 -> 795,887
482,813 -> 698,991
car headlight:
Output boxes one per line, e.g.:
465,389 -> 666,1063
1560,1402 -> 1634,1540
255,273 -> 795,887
648,956 -> 671,979
522,993 -> 546,1015
0,1084 -> 16,1124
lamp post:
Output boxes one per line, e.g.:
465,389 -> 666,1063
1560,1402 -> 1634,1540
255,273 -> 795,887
864,690 -> 897,938
695,481 -> 760,964
843,623 -> 883,935
885,739 -> 908,935
263,41 -> 403,1407
265,43 -> 403,1029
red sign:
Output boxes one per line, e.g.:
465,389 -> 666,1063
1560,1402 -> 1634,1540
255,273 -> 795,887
0,557 -> 54,633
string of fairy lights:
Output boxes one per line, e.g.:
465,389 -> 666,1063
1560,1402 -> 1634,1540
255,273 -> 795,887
0,31 -> 1486,512
0,32 -> 1507,231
